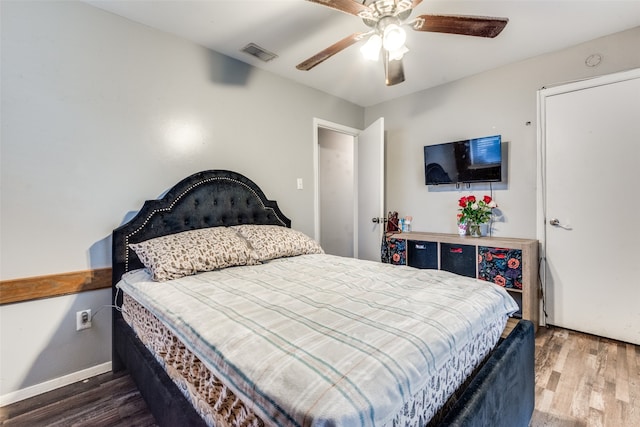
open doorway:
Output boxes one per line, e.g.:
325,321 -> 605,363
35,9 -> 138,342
317,127 -> 356,257
313,117 -> 385,261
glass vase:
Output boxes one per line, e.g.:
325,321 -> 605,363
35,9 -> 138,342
469,223 -> 483,237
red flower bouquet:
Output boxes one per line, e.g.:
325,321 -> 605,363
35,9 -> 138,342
457,195 -> 497,225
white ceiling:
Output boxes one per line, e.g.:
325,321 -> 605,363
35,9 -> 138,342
85,0 -> 640,107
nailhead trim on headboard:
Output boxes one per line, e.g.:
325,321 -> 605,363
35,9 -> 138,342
121,176 -> 288,274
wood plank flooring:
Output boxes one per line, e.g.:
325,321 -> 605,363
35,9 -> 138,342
533,326 -> 639,426
1,326 -> 638,426
0,371 -> 156,426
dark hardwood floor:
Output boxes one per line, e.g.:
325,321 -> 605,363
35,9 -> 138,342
0,371 -> 156,426
1,326 -> 638,426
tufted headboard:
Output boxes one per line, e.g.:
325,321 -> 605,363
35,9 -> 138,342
111,170 -> 291,288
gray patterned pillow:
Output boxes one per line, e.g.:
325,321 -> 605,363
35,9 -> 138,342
232,224 -> 324,262
129,227 -> 260,281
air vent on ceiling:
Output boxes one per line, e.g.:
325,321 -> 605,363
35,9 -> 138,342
241,43 -> 278,62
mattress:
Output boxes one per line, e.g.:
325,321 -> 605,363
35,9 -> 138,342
118,254 -> 518,427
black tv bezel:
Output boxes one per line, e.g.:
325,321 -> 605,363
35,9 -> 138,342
424,135 -> 502,185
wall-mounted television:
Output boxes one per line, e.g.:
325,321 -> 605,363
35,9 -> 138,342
424,135 -> 502,185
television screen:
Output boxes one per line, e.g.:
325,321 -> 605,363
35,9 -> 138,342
424,135 -> 502,185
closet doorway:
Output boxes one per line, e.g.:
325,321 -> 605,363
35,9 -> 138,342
318,127 -> 355,257
314,118 -> 385,261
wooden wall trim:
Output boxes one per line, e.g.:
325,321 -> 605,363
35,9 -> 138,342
0,268 -> 112,305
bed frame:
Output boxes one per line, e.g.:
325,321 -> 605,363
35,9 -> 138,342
112,169 -> 534,427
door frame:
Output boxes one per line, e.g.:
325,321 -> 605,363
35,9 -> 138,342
536,67 -> 640,328
313,118 -> 360,256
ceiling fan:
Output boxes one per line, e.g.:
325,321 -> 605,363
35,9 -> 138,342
296,0 -> 508,86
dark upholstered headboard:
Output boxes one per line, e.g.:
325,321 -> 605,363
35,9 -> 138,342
111,170 -> 291,288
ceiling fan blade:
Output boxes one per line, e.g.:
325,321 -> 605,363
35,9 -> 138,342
304,0 -> 369,17
297,32 -> 366,71
384,51 -> 405,86
413,14 -> 508,38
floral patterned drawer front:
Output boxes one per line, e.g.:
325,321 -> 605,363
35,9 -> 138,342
478,246 -> 522,289
386,238 -> 406,265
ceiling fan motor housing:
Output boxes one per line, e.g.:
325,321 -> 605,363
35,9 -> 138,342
361,0 -> 414,27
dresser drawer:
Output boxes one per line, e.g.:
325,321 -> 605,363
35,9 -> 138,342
407,240 -> 438,269
440,243 -> 476,278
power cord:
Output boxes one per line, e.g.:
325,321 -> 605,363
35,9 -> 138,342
86,287 -> 125,322
488,182 -> 495,237
538,255 -> 549,326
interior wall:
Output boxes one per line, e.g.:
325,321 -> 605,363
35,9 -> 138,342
0,0 -> 363,400
2,0 -> 638,404
318,128 -> 354,257
366,26 -> 640,239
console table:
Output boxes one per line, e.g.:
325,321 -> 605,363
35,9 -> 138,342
387,231 -> 539,331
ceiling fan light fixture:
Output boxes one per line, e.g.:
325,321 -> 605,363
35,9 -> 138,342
389,45 -> 408,61
382,23 -> 406,51
360,34 -> 382,61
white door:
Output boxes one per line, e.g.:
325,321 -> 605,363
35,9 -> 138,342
356,117 -> 385,261
540,69 -> 640,344
314,118 -> 385,261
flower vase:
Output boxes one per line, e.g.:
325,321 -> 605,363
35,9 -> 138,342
469,223 -> 483,237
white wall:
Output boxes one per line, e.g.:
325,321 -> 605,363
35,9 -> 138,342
367,27 -> 640,239
0,0 -> 363,401
2,0 -> 638,404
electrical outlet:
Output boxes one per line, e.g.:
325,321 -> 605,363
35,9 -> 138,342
76,309 -> 92,331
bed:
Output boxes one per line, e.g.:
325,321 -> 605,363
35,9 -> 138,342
112,169 -> 534,427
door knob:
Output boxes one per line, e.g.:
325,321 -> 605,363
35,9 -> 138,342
549,218 -> 572,230
372,217 -> 385,223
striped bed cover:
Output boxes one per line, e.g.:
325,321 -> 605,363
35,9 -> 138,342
118,254 -> 518,427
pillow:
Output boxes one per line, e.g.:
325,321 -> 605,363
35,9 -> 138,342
129,227 -> 260,281
232,224 -> 324,261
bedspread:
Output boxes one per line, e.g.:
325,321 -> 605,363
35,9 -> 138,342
117,254 -> 518,427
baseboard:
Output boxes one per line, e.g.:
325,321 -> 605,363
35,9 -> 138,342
0,361 -> 112,407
